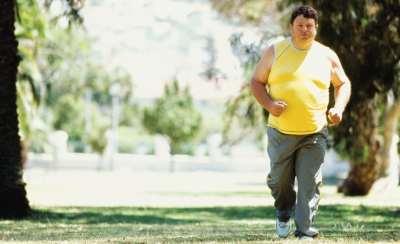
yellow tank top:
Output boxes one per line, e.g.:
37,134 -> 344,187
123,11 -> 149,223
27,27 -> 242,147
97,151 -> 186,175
267,38 -> 331,135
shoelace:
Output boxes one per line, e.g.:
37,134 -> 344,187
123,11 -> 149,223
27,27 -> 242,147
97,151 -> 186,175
278,222 -> 288,228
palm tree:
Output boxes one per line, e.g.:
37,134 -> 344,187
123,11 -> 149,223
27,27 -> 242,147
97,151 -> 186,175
0,0 -> 30,219
0,0 -> 84,219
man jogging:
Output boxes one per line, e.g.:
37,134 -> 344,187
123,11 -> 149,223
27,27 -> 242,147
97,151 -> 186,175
249,5 -> 351,241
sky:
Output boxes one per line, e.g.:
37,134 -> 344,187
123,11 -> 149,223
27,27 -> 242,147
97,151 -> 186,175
78,0 -> 249,100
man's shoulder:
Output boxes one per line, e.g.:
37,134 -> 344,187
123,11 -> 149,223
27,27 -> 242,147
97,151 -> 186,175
313,41 -> 338,60
313,41 -> 332,52
274,38 -> 290,47
272,38 -> 290,55
313,42 -> 343,68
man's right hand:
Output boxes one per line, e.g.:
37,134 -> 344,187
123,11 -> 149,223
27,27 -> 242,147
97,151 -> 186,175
267,100 -> 287,117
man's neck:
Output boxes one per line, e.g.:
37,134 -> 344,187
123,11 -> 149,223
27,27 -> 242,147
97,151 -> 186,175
291,37 -> 313,51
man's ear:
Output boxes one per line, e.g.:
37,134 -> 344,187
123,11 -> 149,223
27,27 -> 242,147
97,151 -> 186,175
315,24 -> 319,31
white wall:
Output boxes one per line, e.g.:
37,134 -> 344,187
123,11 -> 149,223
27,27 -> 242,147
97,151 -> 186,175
25,150 -> 360,177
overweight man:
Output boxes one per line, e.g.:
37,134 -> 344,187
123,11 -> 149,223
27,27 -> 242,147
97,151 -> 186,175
249,5 -> 351,241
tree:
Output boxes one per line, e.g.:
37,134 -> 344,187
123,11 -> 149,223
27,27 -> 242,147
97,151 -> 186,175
374,91 -> 400,190
0,0 -> 84,219
280,0 -> 400,196
209,0 -> 400,195
142,80 -> 202,156
16,0 -> 48,159
37,27 -> 133,152
0,0 -> 31,219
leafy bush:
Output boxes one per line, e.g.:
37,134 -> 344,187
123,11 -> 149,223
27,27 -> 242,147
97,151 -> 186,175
142,80 -> 202,155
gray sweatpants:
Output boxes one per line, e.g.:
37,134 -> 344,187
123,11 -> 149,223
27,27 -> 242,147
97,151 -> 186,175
266,126 -> 327,237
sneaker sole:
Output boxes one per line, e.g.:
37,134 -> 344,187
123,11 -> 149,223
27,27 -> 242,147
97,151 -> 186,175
278,231 -> 290,238
276,223 -> 291,238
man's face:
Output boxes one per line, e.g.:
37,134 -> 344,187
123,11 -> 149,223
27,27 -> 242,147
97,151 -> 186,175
290,15 -> 318,44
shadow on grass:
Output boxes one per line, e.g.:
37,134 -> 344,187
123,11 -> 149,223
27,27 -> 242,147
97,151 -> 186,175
1,205 -> 399,243
28,204 -> 400,226
29,206 -> 278,225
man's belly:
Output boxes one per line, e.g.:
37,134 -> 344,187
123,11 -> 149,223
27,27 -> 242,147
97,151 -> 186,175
268,79 -> 329,134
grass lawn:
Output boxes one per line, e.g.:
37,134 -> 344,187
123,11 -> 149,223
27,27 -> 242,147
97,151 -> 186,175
1,205 -> 399,243
1,170 -> 399,243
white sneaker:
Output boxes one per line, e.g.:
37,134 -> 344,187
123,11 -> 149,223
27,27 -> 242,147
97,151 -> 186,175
298,235 -> 315,241
296,228 -> 319,242
276,218 -> 291,238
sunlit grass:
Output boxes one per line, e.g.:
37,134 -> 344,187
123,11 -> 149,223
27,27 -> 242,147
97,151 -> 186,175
14,171 -> 400,243
1,205 -> 399,243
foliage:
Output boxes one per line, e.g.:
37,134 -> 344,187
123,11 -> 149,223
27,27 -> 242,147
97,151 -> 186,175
14,0 -> 103,153
15,0 -> 87,143
229,34 -> 269,80
205,1 -> 285,148
43,0 -> 85,26
15,0 -> 47,144
1,0 -> 84,220
209,0 -> 400,164
142,80 -> 202,155
51,94 -> 86,142
82,111 -> 109,155
204,0 -> 286,90
38,28 -> 132,105
35,27 -> 133,151
279,0 -> 400,163
118,103 -> 144,153
120,102 -> 140,127
210,0 -> 281,26
219,34 -> 272,148
118,125 -> 154,154
13,0 -> 135,154
222,85 -> 268,149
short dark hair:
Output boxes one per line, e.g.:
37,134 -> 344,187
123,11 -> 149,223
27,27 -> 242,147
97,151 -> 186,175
290,5 -> 318,26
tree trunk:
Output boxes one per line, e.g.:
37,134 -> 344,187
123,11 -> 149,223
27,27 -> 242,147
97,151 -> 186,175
170,142 -> 177,173
373,91 -> 400,191
20,140 -> 28,167
0,0 -> 31,219
338,141 -> 380,196
338,99 -> 381,196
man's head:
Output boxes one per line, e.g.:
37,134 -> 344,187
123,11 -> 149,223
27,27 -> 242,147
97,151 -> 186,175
290,6 -> 318,45
290,6 -> 318,26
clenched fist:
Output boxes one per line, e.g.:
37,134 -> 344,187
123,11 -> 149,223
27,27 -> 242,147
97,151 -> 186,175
328,108 -> 343,127
267,100 -> 287,117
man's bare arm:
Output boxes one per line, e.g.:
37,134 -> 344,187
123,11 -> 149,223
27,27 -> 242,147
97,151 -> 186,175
250,45 -> 287,117
328,49 -> 351,127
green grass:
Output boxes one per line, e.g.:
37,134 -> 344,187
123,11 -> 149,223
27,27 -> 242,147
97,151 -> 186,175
1,205 -> 400,243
